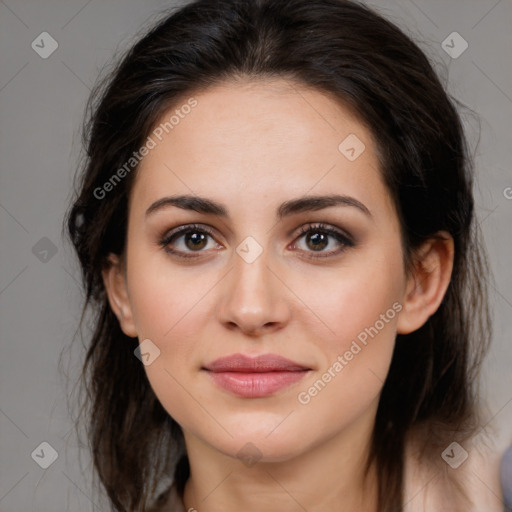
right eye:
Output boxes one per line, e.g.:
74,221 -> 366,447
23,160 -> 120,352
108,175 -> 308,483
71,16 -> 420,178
159,224 -> 223,259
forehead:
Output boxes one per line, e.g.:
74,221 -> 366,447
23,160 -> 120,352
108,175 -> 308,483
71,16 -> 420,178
130,78 -> 391,219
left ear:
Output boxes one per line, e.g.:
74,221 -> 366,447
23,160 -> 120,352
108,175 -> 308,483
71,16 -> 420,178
397,231 -> 454,335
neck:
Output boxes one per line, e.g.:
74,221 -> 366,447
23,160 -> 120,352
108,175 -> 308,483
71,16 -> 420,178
181,413 -> 379,512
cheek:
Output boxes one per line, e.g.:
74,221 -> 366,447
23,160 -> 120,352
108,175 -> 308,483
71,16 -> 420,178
294,254 -> 404,354
292,251 -> 404,407
126,249 -> 215,340
294,311 -> 398,432
125,250 -> 215,428
143,356 -> 204,434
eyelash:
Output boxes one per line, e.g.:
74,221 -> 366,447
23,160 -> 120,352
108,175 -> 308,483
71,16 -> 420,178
158,222 -> 355,260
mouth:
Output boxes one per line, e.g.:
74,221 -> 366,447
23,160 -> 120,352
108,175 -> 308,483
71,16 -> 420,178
202,353 -> 311,398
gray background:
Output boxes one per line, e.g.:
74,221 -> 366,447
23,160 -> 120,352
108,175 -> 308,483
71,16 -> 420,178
0,0 -> 511,510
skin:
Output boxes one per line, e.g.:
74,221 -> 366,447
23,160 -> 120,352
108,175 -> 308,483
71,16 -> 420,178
102,78 -> 456,512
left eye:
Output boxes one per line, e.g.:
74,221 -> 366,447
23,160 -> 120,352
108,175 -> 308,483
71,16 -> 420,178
291,223 -> 354,258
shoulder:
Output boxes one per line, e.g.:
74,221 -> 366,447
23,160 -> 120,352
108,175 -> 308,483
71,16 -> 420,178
403,432 -> 504,512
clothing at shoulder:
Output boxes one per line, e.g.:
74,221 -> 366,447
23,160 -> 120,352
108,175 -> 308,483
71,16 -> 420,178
147,481 -> 186,512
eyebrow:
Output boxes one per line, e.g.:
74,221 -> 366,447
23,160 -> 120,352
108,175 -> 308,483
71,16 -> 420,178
145,193 -> 372,220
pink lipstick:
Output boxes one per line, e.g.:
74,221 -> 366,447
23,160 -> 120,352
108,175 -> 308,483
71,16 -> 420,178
202,353 -> 310,398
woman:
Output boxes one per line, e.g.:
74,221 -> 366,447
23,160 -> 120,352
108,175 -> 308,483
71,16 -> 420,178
64,0 -> 504,510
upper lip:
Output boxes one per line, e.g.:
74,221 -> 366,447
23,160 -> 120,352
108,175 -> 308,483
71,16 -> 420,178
203,353 -> 310,372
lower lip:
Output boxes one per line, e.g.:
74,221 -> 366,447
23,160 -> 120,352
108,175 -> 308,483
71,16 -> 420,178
205,370 -> 309,398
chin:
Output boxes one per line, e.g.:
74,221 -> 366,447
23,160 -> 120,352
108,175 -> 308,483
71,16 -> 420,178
222,437 -> 306,464
195,419 -> 309,464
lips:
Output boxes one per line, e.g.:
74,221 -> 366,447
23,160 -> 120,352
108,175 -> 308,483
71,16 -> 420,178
202,353 -> 311,398
204,353 -> 310,372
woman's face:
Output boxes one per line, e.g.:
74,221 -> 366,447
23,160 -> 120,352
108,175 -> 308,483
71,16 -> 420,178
113,78 -> 411,462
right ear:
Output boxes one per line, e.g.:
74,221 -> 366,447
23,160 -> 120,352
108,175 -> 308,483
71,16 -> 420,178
101,253 -> 138,338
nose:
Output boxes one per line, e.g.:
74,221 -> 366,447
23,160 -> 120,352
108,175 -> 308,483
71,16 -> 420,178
215,245 -> 291,337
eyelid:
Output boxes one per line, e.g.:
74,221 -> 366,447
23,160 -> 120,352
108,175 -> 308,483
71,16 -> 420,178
162,223 -> 217,240
293,222 -> 353,243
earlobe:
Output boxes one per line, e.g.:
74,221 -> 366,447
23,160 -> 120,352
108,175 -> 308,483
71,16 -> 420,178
397,232 -> 454,335
102,253 -> 138,338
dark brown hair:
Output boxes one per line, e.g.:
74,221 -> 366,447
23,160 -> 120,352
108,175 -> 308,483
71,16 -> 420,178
63,0 -> 492,510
